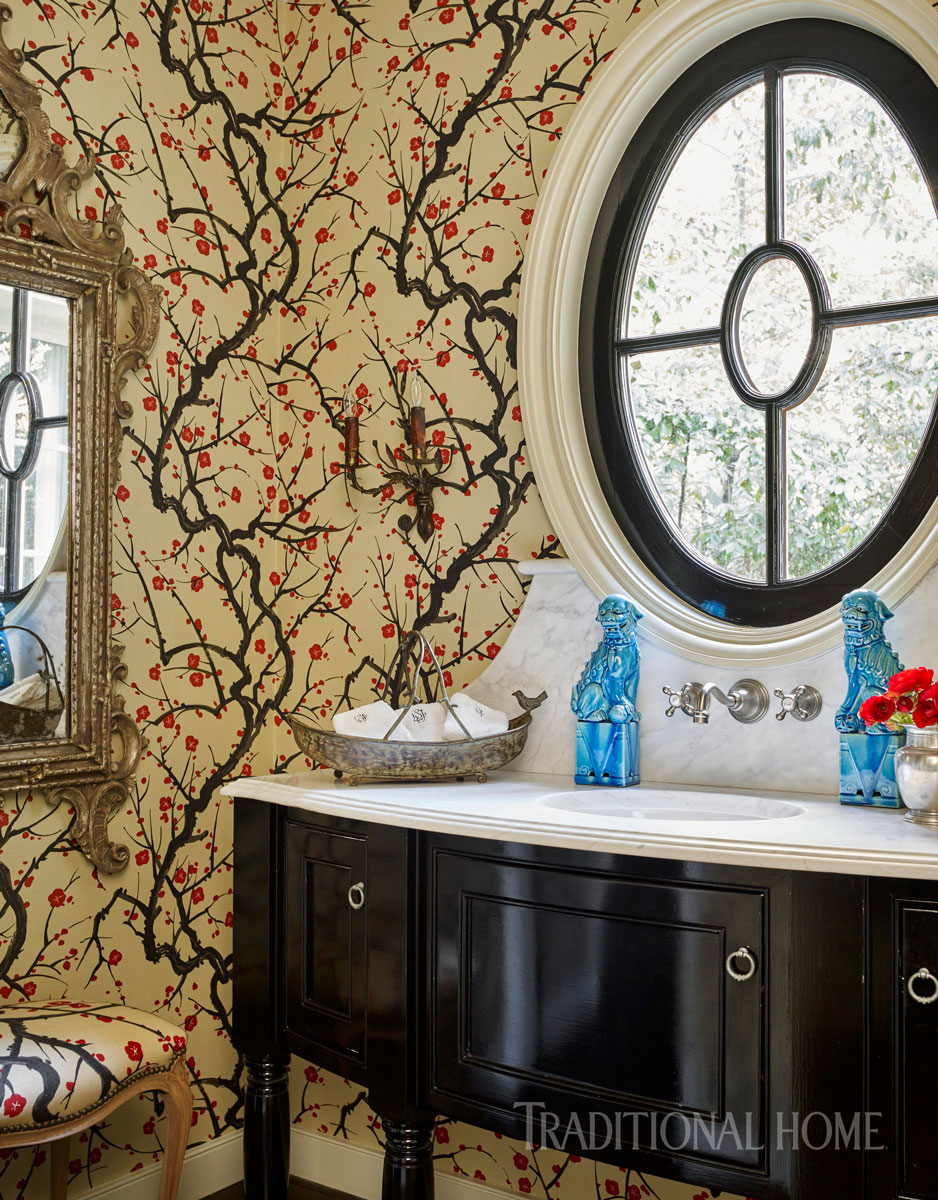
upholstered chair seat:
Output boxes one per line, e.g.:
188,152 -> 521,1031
0,1000 -> 191,1199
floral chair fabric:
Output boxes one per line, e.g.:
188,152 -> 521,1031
0,1001 -> 186,1132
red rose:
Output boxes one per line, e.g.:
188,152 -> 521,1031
913,698 -> 938,728
859,695 -> 896,726
888,667 -> 934,695
897,695 -> 916,713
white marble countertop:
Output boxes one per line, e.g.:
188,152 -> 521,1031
223,770 -> 938,880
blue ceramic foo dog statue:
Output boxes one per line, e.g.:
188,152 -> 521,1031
835,589 -> 903,807
571,595 -> 641,786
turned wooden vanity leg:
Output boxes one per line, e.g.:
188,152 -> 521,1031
243,1052 -> 290,1199
381,1117 -> 436,1200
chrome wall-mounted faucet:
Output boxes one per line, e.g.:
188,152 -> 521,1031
662,679 -> 770,724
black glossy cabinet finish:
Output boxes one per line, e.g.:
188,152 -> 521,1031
232,797 -> 936,1200
429,849 -> 765,1171
284,820 -> 368,1070
869,881 -> 938,1200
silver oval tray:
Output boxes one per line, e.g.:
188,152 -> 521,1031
286,709 -> 534,785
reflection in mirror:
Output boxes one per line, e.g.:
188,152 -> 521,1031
0,283 -> 68,742
0,104 -> 22,179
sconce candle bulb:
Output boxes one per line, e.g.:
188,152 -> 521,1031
342,384 -> 359,470
409,375 -> 426,457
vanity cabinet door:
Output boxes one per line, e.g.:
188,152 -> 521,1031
869,883 -> 938,1200
428,843 -> 766,1172
283,819 -> 368,1072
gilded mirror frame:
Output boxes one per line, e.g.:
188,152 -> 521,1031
0,5 -> 159,872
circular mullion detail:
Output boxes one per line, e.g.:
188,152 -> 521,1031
0,370 -> 41,482
720,241 -> 832,411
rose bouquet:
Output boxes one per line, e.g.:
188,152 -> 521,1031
859,668 -> 938,732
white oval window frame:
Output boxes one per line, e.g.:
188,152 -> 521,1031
519,0 -> 938,668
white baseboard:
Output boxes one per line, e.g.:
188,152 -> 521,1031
291,1126 -> 509,1200
71,1131 -> 243,1200
68,1123 -> 507,1200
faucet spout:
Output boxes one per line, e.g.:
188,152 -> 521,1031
693,682 -> 737,724
695,678 -> 770,724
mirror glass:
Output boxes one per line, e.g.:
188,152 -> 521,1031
0,105 -> 23,180
0,283 -> 69,742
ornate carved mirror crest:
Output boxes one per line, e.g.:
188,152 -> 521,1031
0,5 -> 159,873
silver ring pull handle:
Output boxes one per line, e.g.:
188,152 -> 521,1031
348,881 -> 365,911
725,946 -> 757,982
908,967 -> 938,1005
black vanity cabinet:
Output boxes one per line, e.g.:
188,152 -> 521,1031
232,798 -> 934,1200
428,843 -> 767,1173
869,880 -> 938,1200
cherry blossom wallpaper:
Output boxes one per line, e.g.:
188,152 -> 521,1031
0,1 -> 745,1199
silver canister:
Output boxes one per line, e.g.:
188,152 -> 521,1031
896,727 -> 938,826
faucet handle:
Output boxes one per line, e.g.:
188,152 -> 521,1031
774,684 -> 822,722
663,683 -> 698,718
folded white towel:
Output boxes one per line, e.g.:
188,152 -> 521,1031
396,702 -> 446,742
442,692 -> 509,741
333,700 -> 412,741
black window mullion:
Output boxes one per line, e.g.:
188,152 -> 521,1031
615,326 -> 722,355
764,68 -> 787,585
765,67 -> 784,244
765,407 -> 787,586
824,295 -> 938,329
4,476 -> 16,599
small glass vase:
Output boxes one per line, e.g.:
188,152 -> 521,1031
896,727 -> 938,826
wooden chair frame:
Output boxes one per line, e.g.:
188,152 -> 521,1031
0,1055 -> 191,1199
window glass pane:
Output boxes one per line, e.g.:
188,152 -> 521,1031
626,346 -> 766,580
626,81 -> 765,338
2,378 -> 29,473
784,72 -> 938,307
0,286 -> 12,379
737,256 -> 813,395
26,291 -> 69,418
17,424 -> 67,591
787,317 -> 938,579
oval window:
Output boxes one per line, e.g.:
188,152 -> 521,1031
0,285 -> 70,604
580,20 -> 938,626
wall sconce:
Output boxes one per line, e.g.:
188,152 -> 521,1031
342,374 -> 448,542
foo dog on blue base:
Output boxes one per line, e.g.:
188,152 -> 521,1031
571,595 -> 641,787
835,589 -> 903,807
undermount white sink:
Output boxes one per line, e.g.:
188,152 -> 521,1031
539,789 -> 805,823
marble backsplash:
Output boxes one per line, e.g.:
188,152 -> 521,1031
468,559 -> 938,795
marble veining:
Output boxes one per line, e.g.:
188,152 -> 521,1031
463,559 -> 938,795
